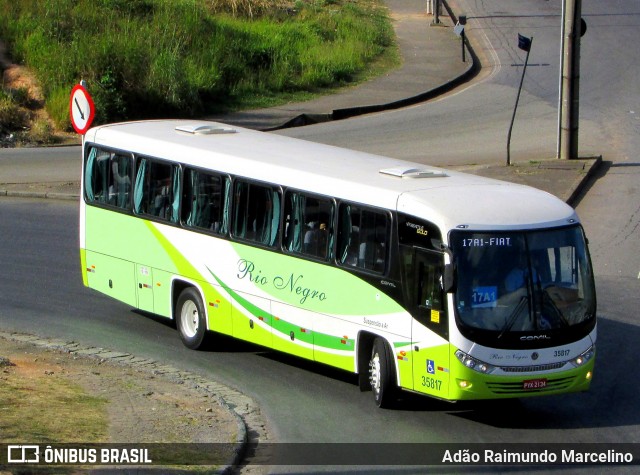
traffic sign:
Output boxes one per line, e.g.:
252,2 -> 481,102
69,83 -> 95,135
453,22 -> 464,37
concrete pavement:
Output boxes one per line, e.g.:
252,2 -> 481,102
0,0 -> 600,205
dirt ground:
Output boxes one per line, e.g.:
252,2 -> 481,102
1,40 -> 78,147
0,337 -> 239,444
0,334 -> 272,473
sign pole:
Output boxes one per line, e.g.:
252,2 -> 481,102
461,29 -> 466,62
507,35 -> 533,166
453,16 -> 467,63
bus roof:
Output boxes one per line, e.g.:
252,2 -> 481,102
85,120 -> 578,233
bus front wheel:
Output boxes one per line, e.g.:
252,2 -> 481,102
176,288 -> 207,350
369,338 -> 397,408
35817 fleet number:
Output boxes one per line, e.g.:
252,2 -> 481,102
421,376 -> 442,391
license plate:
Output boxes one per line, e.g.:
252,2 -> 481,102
523,378 -> 548,390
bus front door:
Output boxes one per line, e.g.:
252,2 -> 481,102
410,248 -> 450,399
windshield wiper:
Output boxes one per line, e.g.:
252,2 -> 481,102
498,296 -> 529,339
541,290 -> 570,328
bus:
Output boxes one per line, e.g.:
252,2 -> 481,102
79,120 -> 596,408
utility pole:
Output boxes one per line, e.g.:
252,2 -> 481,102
559,0 -> 582,160
433,0 -> 441,25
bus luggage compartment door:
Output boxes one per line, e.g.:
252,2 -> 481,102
135,264 -> 154,313
231,291 -> 273,349
85,250 -> 137,308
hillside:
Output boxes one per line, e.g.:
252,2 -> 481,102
0,0 -> 397,146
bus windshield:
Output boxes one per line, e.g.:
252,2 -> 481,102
450,226 -> 596,340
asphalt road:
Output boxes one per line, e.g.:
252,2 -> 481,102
1,0 -> 639,472
0,146 -> 80,184
278,0 -> 639,166
1,196 -> 638,473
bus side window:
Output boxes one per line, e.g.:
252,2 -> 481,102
283,190 -> 334,260
232,180 -> 281,247
110,154 -> 132,209
337,203 -> 389,274
84,146 -> 132,210
182,168 -> 230,234
85,147 -> 110,204
134,157 -> 180,223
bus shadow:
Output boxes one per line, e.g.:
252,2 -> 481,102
258,350 -> 360,386
132,309 -> 264,354
247,316 -> 640,432
134,309 -> 640,431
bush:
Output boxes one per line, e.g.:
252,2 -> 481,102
0,90 -> 30,130
0,0 -> 396,126
28,118 -> 57,145
46,87 -> 73,131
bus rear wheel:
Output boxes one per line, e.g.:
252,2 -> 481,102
176,288 -> 207,350
369,338 -> 397,408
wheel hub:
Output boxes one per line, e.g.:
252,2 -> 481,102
369,353 -> 381,394
181,301 -> 199,337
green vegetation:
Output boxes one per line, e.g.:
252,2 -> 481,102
0,0 -> 397,130
0,358 -> 108,443
0,88 -> 30,131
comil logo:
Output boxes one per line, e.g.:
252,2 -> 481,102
7,445 -> 40,463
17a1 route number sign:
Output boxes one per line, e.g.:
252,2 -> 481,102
69,83 -> 95,135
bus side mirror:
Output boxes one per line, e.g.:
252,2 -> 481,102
444,263 -> 456,293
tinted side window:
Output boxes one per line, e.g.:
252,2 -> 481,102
134,157 -> 181,223
283,191 -> 334,260
84,146 -> 133,209
337,203 -> 389,274
182,168 -> 230,235
232,181 -> 281,247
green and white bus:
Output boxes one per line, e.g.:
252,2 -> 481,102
80,120 -> 596,407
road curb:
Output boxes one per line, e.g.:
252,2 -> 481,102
0,189 -> 80,201
271,0 -> 478,130
564,156 -> 603,207
0,330 -> 264,472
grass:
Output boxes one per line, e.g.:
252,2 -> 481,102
0,0 -> 397,131
0,89 -> 30,131
0,357 -> 108,443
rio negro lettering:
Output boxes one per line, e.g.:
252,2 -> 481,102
237,259 -> 327,305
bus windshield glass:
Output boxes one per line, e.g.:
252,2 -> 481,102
450,226 -> 596,338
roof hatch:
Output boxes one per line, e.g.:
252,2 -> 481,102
175,124 -> 236,135
379,166 -> 448,178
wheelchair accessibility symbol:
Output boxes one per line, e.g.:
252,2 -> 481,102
427,359 -> 435,374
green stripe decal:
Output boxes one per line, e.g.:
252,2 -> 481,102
207,266 -> 274,321
229,242 -> 403,316
144,222 -> 366,353
145,222 -> 198,278
207,267 -> 353,351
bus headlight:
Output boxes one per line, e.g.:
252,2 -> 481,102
569,345 -> 595,368
455,350 -> 496,374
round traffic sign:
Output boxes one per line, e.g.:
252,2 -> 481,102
69,83 -> 95,135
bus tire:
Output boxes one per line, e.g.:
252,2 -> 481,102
176,287 -> 207,350
369,338 -> 397,408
